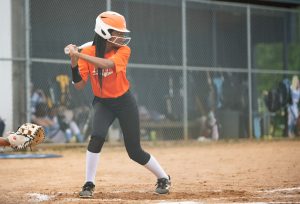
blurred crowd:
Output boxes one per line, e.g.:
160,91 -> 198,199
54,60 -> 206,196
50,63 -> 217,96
1,73 -> 299,144
30,82 -> 90,143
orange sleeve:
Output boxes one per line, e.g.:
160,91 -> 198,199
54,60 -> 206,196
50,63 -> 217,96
77,48 -> 91,82
109,46 -> 131,73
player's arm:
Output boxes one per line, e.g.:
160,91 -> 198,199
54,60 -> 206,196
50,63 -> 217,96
75,52 -> 115,69
66,44 -> 88,90
65,44 -> 114,69
72,70 -> 86,90
0,137 -> 10,147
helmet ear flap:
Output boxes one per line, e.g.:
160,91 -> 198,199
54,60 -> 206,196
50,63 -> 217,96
100,29 -> 107,37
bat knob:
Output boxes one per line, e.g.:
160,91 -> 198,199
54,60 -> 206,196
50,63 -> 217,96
64,47 -> 70,55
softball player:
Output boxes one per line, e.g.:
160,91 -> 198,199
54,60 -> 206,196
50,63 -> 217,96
288,75 -> 300,138
65,11 -> 171,198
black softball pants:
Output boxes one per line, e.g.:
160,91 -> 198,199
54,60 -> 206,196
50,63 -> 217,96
87,90 -> 151,165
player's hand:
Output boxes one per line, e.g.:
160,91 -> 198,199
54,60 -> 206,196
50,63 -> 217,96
65,44 -> 79,67
65,44 -> 79,56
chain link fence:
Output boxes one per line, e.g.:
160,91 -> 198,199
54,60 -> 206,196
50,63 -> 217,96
1,0 -> 300,143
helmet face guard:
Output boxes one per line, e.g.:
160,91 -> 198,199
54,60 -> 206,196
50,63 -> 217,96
108,35 -> 131,46
94,11 -> 131,46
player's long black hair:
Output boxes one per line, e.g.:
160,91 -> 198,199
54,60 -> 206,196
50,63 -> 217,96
93,33 -> 106,92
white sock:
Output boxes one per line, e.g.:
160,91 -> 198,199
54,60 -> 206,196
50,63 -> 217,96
144,155 -> 168,179
86,151 -> 100,183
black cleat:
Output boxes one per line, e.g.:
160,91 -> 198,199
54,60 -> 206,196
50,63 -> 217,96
79,182 -> 95,198
155,175 -> 171,194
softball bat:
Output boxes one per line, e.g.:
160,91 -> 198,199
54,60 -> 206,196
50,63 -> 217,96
64,41 -> 93,54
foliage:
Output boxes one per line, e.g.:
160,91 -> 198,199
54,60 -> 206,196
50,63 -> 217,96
254,43 -> 284,93
255,42 -> 300,92
288,43 -> 300,71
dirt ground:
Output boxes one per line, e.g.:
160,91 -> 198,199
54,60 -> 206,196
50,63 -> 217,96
0,139 -> 300,203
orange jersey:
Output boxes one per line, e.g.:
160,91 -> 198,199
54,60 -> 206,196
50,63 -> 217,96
78,45 -> 131,98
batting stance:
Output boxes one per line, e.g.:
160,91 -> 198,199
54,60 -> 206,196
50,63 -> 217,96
65,11 -> 171,198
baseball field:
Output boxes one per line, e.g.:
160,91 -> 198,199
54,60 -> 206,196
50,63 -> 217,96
1,139 -> 300,203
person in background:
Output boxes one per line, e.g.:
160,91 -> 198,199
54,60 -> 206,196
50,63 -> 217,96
32,103 -> 66,143
0,117 -> 5,137
31,84 -> 47,114
0,117 -> 5,152
288,75 -> 300,138
57,106 -> 84,143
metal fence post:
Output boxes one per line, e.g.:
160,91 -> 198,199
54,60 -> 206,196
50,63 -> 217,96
107,0 -> 111,11
25,0 -> 31,123
182,0 -> 188,140
247,6 -> 253,138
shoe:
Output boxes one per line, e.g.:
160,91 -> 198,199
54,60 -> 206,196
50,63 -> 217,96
79,182 -> 95,198
155,175 -> 171,194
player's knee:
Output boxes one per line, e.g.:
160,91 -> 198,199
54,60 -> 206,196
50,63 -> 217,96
127,148 -> 150,165
91,128 -> 108,138
87,136 -> 105,153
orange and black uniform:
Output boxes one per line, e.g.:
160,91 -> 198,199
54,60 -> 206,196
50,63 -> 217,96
78,45 -> 150,165
78,45 -> 130,98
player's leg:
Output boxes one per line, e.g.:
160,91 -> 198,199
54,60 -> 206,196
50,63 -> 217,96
117,91 -> 171,194
79,100 -> 115,198
288,106 -> 296,138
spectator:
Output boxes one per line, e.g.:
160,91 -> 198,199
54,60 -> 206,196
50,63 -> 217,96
0,117 -> 5,137
57,106 -> 84,143
0,117 -> 5,152
31,103 -> 66,143
31,84 -> 47,114
288,75 -> 300,138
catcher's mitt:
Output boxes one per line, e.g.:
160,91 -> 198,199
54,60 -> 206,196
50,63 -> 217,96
7,123 -> 45,150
